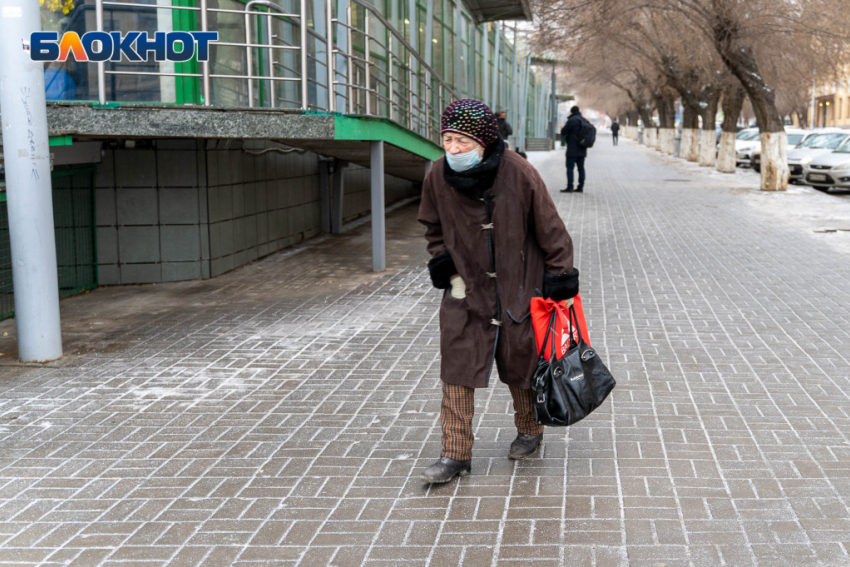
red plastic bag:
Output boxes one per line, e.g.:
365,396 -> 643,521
531,293 -> 590,359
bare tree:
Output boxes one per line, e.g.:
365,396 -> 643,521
532,0 -> 850,190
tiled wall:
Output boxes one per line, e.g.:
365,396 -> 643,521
95,139 -> 417,284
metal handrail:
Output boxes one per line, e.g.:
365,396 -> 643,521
93,0 -> 460,142
329,0 -> 455,139
347,0 -> 455,100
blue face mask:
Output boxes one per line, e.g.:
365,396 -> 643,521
445,148 -> 482,172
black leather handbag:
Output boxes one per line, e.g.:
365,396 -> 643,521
531,305 -> 616,427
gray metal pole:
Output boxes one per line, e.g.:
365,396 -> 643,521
300,0 -> 309,109
0,0 -> 63,362
454,4 -> 462,97
408,0 -> 418,130
491,23 -> 500,111
482,24 -> 489,107
423,0 -> 434,128
95,0 -> 106,104
518,54 -> 528,151
370,141 -> 385,271
424,0 -> 434,67
326,0 -> 334,111
549,66 -> 556,141
200,0 -> 211,106
511,23 -> 518,147
811,73 -> 816,128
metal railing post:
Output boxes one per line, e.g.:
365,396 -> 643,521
326,0 -> 335,111
300,0 -> 309,109
244,8 -> 254,107
408,53 -> 413,131
200,0 -> 211,106
364,10 -> 371,115
95,0 -> 106,104
267,14 -> 276,107
347,6 -> 354,113
388,36 -> 394,121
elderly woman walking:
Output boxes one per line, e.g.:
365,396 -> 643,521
418,100 -> 580,483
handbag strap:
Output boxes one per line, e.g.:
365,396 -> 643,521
539,310 -> 557,361
568,303 -> 585,345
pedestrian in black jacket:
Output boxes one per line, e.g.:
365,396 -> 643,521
560,106 -> 587,193
611,119 -> 620,146
497,111 -> 513,147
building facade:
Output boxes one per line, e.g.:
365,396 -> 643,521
0,0 -> 553,319
811,78 -> 850,128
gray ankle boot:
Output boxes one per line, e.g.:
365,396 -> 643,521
509,433 -> 543,459
420,456 -> 471,483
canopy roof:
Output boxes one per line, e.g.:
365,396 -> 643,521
463,0 -> 532,24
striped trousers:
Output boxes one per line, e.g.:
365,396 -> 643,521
441,382 -> 543,461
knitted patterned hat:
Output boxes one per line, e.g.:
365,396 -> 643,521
440,99 -> 499,147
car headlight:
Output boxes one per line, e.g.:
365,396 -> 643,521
801,156 -> 814,165
834,162 -> 850,171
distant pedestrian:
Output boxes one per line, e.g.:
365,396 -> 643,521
560,105 -> 589,193
497,111 -> 513,147
417,99 -> 580,484
611,119 -> 620,146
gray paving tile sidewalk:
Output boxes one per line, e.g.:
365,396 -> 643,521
2,133 -> 850,566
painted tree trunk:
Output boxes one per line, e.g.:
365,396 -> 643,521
659,128 -> 676,155
690,129 -> 701,162
699,93 -> 720,168
679,105 -> 700,162
717,82 -> 745,173
716,131 -> 736,173
680,129 -> 693,160
687,129 -> 701,162
760,132 -> 790,191
717,44 -> 787,190
698,129 -> 716,167
646,128 -> 657,149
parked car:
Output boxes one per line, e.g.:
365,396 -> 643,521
801,138 -> 850,192
734,128 -> 761,166
749,129 -> 811,173
786,129 -> 850,182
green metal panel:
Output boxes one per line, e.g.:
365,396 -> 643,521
0,167 -> 97,321
172,0 -> 202,105
334,114 -> 443,160
49,135 -> 73,147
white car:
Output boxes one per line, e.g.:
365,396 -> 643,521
735,128 -> 761,166
749,128 -> 812,173
787,129 -> 850,181
802,138 -> 850,191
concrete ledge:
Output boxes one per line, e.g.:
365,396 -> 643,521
46,103 -> 336,140
43,104 -> 438,181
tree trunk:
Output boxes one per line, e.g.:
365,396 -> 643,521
759,131 -> 789,191
794,106 -> 808,129
715,41 -> 789,189
699,90 -> 721,167
627,110 -> 640,140
716,82 -> 745,173
654,90 -> 676,155
646,127 -> 657,149
636,105 -> 653,146
626,86 -> 655,146
680,105 -> 700,162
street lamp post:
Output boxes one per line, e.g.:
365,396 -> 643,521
0,0 -> 63,361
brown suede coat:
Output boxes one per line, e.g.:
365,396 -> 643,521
418,150 -> 574,389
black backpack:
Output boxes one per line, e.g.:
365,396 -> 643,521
578,118 -> 597,148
